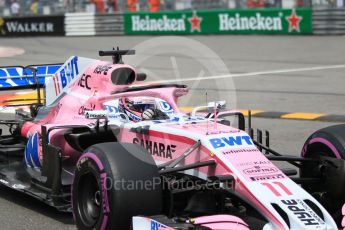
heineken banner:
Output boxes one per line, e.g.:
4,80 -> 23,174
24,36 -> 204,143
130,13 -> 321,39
124,8 -> 312,35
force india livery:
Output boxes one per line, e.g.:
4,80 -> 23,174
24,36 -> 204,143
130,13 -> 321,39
0,49 -> 344,230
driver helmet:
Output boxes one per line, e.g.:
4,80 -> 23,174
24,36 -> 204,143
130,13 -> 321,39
118,97 -> 156,121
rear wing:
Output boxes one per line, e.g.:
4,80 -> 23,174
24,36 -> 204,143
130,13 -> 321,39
44,56 -> 98,105
0,64 -> 63,90
0,56 -> 98,107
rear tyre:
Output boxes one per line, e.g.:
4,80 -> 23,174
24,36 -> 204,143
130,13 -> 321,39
72,142 -> 162,230
301,124 -> 345,226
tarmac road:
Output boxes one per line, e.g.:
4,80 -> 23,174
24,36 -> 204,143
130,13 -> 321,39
0,35 -> 344,229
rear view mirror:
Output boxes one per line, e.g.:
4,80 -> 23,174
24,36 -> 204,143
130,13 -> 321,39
207,101 -> 226,110
191,100 -> 227,117
136,73 -> 147,81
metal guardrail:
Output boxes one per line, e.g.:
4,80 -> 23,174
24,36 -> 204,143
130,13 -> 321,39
95,14 -> 124,35
63,6 -> 345,36
65,13 -> 124,36
2,6 -> 345,36
313,8 -> 345,35
65,13 -> 95,36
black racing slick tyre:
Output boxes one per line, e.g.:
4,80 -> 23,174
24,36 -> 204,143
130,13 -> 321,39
300,124 -> 345,226
72,143 -> 162,230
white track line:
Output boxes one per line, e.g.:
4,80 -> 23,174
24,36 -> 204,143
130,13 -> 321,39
153,64 -> 345,83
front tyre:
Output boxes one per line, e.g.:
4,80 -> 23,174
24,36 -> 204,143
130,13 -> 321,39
301,124 -> 345,226
72,143 -> 162,230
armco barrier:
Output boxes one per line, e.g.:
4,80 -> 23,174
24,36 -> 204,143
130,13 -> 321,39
0,15 -> 64,36
65,13 -> 95,36
313,8 -> 345,35
2,9 -> 344,37
65,13 -> 124,36
95,14 -> 124,35
124,8 -> 313,35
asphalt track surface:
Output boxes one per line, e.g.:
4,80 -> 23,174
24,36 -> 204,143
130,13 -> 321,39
0,35 -> 344,229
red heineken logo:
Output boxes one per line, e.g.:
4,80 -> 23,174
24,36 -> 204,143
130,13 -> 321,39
286,9 -> 303,33
188,11 -> 202,33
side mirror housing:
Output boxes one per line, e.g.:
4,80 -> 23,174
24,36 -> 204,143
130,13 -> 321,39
136,73 -> 147,81
207,101 -> 226,111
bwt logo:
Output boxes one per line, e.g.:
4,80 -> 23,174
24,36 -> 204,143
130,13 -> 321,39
151,220 -> 167,230
59,56 -> 79,89
209,135 -> 253,149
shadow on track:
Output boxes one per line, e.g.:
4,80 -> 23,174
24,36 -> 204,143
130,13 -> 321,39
0,184 -> 74,225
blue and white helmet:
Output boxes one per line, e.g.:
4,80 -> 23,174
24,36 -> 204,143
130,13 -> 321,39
118,97 -> 156,122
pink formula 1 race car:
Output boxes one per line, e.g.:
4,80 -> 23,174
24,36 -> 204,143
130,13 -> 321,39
0,49 -> 344,230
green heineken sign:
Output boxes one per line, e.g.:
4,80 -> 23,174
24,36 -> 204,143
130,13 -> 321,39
124,8 -> 312,35
131,15 -> 187,32
219,13 -> 283,31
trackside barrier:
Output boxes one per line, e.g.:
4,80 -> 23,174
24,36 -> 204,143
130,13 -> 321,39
65,13 -> 95,36
0,15 -> 65,36
123,8 -> 313,35
313,8 -> 345,35
65,13 -> 124,36
2,9 -> 344,37
95,14 -> 124,36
